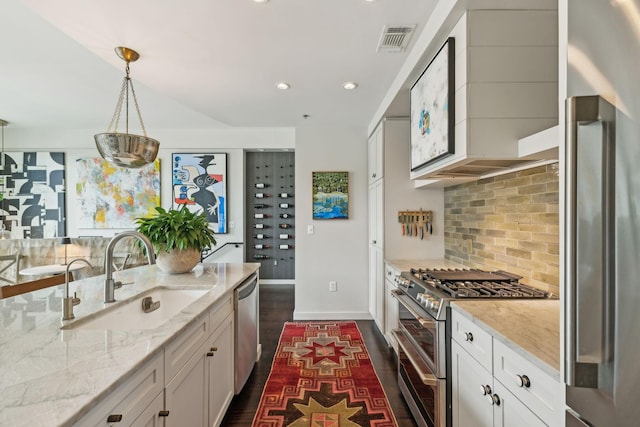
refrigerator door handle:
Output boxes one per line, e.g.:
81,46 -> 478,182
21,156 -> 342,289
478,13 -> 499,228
565,95 -> 616,389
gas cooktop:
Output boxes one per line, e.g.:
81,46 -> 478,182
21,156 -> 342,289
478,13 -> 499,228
403,268 -> 551,299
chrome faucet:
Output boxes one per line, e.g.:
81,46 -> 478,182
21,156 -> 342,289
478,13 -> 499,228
62,258 -> 94,321
104,231 -> 156,303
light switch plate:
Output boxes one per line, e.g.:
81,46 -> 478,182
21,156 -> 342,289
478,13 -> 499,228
307,225 -> 314,234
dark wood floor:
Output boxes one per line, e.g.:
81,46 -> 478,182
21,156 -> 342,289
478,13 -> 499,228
221,284 -> 418,427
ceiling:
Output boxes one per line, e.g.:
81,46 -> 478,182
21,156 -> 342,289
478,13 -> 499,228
1,0 -> 437,132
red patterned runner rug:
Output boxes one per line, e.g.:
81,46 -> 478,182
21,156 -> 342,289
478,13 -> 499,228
252,321 -> 398,427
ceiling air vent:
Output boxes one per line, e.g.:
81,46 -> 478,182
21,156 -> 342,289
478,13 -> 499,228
377,25 -> 416,52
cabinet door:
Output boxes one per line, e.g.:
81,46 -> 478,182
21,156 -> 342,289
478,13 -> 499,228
208,314 -> 235,427
368,180 -> 383,248
368,124 -> 383,185
492,381 -> 547,427
384,277 -> 399,351
74,353 -> 164,426
131,392 -> 165,427
368,246 -> 384,331
451,341 -> 494,427
165,338 -> 210,427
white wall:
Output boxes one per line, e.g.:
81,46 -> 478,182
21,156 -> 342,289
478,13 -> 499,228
4,126 -> 295,260
293,124 -> 370,320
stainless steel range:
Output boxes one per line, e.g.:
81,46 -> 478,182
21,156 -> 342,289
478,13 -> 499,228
390,268 -> 552,427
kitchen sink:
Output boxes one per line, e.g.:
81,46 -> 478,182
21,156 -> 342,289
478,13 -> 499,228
61,287 -> 209,331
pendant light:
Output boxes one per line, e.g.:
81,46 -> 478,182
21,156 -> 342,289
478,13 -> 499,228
94,47 -> 159,168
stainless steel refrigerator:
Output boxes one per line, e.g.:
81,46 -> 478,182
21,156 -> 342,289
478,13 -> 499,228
565,0 -> 640,425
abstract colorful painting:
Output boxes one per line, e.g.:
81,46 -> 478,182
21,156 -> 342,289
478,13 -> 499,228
0,152 -> 66,238
75,158 -> 160,228
172,153 -> 227,234
312,171 -> 349,220
410,37 -> 455,171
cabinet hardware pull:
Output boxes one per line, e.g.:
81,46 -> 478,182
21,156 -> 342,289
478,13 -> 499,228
515,374 -> 531,388
480,384 -> 492,395
107,414 -> 123,422
210,347 -> 218,352
464,332 -> 474,342
492,394 -> 501,406
207,352 -> 214,357
158,410 -> 170,417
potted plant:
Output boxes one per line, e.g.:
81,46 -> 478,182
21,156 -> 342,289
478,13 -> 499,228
136,205 -> 217,274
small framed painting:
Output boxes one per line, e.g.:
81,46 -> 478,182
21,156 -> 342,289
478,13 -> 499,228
172,153 -> 228,234
410,37 -> 455,171
312,171 -> 349,219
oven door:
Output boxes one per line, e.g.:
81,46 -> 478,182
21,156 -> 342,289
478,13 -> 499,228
391,289 -> 447,378
392,329 -> 447,427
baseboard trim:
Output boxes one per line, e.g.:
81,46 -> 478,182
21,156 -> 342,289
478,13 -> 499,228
292,311 -> 373,321
259,279 -> 295,285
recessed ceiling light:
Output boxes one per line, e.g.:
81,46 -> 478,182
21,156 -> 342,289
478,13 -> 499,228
276,82 -> 291,90
253,0 -> 270,3
343,82 -> 358,90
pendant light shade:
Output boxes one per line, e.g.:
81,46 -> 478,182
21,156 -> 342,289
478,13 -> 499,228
95,47 -> 159,168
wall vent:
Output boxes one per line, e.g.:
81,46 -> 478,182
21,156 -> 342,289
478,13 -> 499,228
377,25 -> 416,52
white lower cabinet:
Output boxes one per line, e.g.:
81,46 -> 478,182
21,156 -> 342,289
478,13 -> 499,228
451,308 -> 560,427
165,297 -> 234,427
131,392 -> 166,427
452,341 -> 546,427
383,263 -> 399,351
74,295 -> 235,427
73,352 -> 165,426
368,245 -> 384,331
451,340 -> 493,427
207,313 -> 234,427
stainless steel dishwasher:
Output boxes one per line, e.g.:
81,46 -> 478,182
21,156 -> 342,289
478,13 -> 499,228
234,273 -> 258,394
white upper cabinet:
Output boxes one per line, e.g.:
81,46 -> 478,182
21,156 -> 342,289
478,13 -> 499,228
410,9 -> 559,185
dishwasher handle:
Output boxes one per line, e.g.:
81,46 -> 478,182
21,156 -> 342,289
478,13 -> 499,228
237,274 -> 258,300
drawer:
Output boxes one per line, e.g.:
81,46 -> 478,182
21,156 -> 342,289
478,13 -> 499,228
165,312 -> 210,382
210,295 -> 233,329
385,263 -> 399,282
450,308 -> 493,371
75,352 -> 164,426
493,339 -> 562,425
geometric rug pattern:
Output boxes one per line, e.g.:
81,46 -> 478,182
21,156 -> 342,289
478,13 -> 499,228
252,321 -> 398,426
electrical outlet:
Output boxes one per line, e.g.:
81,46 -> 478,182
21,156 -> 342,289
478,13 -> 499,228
329,281 -> 337,292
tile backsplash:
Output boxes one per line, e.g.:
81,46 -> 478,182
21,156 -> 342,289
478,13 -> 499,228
444,163 -> 559,296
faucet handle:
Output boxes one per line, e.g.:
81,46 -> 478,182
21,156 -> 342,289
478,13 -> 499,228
72,292 -> 81,306
113,281 -> 123,290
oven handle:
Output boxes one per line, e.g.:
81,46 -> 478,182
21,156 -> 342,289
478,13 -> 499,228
391,288 -> 436,329
391,329 -> 438,387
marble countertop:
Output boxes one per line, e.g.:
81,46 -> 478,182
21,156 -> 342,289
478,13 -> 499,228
0,262 -> 260,427
451,299 -> 561,379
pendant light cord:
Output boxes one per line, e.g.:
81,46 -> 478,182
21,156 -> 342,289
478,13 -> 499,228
105,61 -> 148,137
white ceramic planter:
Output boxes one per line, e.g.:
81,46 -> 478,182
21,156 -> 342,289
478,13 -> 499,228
155,248 -> 201,274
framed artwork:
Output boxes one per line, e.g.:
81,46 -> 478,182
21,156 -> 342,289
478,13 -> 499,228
312,171 -> 349,220
410,37 -> 455,171
75,158 -> 160,228
0,151 -> 66,238
172,153 -> 227,234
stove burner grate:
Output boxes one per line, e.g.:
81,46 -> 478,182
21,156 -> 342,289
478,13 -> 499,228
439,280 -> 549,298
407,268 -> 550,299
